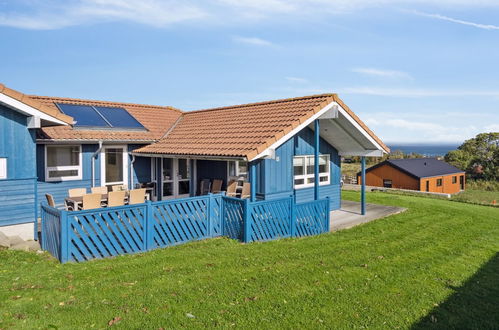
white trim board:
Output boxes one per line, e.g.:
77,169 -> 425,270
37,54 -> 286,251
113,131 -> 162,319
0,93 -> 69,126
249,101 -> 386,161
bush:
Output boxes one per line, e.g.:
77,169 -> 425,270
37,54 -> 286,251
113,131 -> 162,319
466,180 -> 499,192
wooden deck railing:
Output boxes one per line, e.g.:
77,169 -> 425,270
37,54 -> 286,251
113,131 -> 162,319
41,193 -> 330,263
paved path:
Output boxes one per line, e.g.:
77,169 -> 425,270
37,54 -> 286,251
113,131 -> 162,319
330,200 -> 406,231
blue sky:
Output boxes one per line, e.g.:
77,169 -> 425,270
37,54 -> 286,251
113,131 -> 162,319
1,0 -> 498,144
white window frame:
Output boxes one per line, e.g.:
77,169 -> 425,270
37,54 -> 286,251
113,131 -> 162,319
45,145 -> 82,182
293,154 -> 330,189
0,158 -> 7,179
227,160 -> 248,180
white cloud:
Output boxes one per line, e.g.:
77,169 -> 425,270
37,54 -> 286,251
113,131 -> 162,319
3,0 -> 499,30
0,0 -> 207,30
412,10 -> 499,30
352,67 -> 412,79
232,36 -> 273,46
286,76 -> 308,83
339,87 -> 499,97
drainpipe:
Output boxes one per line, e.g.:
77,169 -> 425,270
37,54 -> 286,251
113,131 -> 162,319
130,153 -> 136,189
91,141 -> 103,187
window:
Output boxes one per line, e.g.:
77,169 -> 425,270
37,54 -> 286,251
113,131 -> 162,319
383,179 -> 392,188
452,176 -> 457,184
0,158 -> 6,179
293,155 -> 330,189
228,161 -> 248,180
45,145 -> 82,181
436,178 -> 443,187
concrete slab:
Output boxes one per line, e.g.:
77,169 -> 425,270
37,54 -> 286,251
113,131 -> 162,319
331,200 -> 406,231
0,223 -> 35,240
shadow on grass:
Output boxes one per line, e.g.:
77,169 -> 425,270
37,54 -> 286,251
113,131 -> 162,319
412,253 -> 499,329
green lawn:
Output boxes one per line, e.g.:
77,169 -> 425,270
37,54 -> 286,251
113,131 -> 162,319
451,189 -> 499,206
1,192 -> 498,329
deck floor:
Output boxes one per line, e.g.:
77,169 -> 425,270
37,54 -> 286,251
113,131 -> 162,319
330,200 -> 406,231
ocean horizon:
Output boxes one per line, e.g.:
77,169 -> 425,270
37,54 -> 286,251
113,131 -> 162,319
387,144 -> 460,157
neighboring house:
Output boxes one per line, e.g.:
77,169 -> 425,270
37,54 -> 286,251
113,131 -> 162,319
357,158 -> 465,194
0,83 -> 389,239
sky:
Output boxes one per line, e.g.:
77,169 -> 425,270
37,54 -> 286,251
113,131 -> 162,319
1,0 -> 498,145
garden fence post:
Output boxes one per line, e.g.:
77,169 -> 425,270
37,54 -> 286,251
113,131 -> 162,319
41,204 -> 46,250
325,197 -> 331,232
145,201 -> 154,251
243,198 -> 252,243
60,210 -> 69,263
207,193 -> 214,238
290,196 -> 296,238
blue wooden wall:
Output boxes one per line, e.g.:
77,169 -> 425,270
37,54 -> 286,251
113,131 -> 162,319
0,105 -> 37,226
257,126 -> 341,210
0,104 -> 36,179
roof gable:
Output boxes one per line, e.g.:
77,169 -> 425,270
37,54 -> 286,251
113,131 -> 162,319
0,83 -> 73,125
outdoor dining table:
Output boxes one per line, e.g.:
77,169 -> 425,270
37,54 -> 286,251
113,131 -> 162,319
65,193 -> 129,210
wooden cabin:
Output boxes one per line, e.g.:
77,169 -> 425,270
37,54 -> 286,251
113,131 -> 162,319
358,158 -> 465,194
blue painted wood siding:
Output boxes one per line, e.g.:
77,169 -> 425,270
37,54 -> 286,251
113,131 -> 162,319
0,178 -> 36,226
0,105 -> 37,226
0,104 -> 36,179
257,126 -> 341,210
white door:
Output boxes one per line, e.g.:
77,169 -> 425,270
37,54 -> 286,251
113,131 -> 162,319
101,146 -> 128,188
161,158 -> 191,199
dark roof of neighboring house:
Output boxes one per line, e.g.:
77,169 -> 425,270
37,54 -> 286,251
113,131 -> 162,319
361,158 -> 465,179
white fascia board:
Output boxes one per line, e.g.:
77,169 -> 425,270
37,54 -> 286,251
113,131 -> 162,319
0,93 -> 68,126
249,101 -> 338,161
335,103 -> 386,154
339,150 -> 384,157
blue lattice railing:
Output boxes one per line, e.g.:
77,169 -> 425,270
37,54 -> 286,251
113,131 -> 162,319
41,193 -> 330,263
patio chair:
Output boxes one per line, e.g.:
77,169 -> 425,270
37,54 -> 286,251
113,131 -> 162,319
68,188 -> 87,197
226,180 -> 238,197
199,179 -> 211,195
129,188 -> 146,205
112,184 -> 128,192
82,193 -> 102,210
240,182 -> 251,199
91,186 -> 108,194
107,191 -> 126,207
211,179 -> 223,194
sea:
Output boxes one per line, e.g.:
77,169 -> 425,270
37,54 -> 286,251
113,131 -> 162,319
387,144 -> 460,157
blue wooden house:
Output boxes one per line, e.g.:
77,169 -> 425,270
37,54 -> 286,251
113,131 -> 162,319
0,83 -> 389,240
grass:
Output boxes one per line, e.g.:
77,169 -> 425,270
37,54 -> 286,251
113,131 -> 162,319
1,192 -> 498,329
451,189 -> 499,206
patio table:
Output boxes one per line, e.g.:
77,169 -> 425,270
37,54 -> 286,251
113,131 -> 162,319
65,193 -> 129,210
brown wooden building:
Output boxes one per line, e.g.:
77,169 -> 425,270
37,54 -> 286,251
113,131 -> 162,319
357,158 -> 465,194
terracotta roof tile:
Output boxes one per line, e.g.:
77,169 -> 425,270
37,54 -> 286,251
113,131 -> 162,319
135,93 -> 389,159
31,95 -> 182,141
0,83 -> 73,124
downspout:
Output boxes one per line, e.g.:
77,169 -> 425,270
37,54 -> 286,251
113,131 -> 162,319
130,153 -> 136,189
91,141 -> 103,187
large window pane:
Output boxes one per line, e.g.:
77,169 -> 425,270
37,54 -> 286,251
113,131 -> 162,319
48,170 -> 78,178
293,157 -> 304,175
162,158 -> 173,181
105,148 -> 123,183
238,161 -> 248,176
178,181 -> 190,195
47,146 -> 79,167
319,155 -> 328,174
306,157 -> 314,175
178,159 -> 190,180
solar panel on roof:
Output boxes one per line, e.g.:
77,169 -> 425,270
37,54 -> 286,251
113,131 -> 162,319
57,104 -> 110,127
93,106 -> 144,129
56,103 -> 144,130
